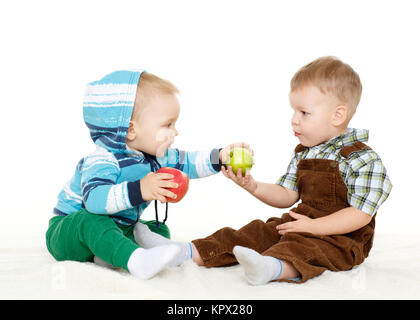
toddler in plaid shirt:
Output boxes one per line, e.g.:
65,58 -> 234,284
134,56 -> 392,284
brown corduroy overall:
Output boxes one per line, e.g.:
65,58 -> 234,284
192,142 -> 375,283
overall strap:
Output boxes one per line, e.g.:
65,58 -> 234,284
340,141 -> 371,158
294,144 -> 306,153
294,141 -> 371,158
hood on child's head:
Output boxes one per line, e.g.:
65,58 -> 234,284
83,70 -> 145,153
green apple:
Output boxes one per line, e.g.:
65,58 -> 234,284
225,147 -> 253,177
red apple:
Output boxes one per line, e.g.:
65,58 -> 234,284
156,167 -> 189,203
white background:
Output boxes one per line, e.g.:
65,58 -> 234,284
1,0 -> 418,241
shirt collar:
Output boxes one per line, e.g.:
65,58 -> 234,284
311,128 -> 369,152
340,128 -> 369,146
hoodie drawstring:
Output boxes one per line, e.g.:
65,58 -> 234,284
143,153 -> 168,229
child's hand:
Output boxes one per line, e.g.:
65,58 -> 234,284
219,142 -> 254,164
220,142 -> 257,193
140,172 -> 179,203
276,211 -> 314,235
222,165 -> 258,193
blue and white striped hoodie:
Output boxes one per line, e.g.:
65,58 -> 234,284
54,70 -> 222,225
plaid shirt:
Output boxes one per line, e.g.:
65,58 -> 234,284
276,128 -> 392,216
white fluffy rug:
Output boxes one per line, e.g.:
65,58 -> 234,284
1,233 -> 419,300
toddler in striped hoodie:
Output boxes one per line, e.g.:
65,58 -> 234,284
46,70 -> 250,279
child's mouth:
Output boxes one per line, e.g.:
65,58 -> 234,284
294,132 -> 301,137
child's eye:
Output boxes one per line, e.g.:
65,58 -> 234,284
301,111 -> 308,116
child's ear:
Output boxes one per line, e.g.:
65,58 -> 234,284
332,105 -> 347,126
126,121 -> 136,141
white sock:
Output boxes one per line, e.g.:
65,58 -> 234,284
133,222 -> 193,267
127,245 -> 180,280
233,246 -> 283,286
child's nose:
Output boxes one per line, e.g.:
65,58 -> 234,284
291,113 -> 299,125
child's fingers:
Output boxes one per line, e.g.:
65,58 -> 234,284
225,166 -> 248,185
226,142 -> 244,153
288,210 -> 306,220
159,188 -> 177,200
231,142 -> 248,151
236,142 -> 253,155
277,225 -> 292,235
244,144 -> 254,157
278,229 -> 289,235
229,167 -> 240,182
161,180 -> 178,189
156,173 -> 174,180
236,168 -> 243,178
243,171 -> 251,183
229,142 -> 239,149
221,165 -> 229,177
227,165 -> 235,178
156,194 -> 167,203
276,222 -> 292,231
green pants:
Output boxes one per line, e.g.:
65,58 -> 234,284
45,209 -> 170,271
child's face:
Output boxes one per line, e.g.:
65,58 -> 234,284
127,93 -> 180,157
289,85 -> 344,147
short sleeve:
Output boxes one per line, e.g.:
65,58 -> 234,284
276,153 -> 299,191
345,152 -> 393,216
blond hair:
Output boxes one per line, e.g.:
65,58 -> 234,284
290,56 -> 362,116
132,72 -> 179,119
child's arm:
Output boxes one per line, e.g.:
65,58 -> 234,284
276,206 -> 372,236
81,155 -> 139,214
222,166 -> 299,209
276,153 -> 392,236
252,181 -> 299,208
157,148 -> 222,178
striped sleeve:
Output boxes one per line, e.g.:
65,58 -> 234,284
345,151 -> 393,216
81,147 -> 144,214
157,148 -> 221,179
